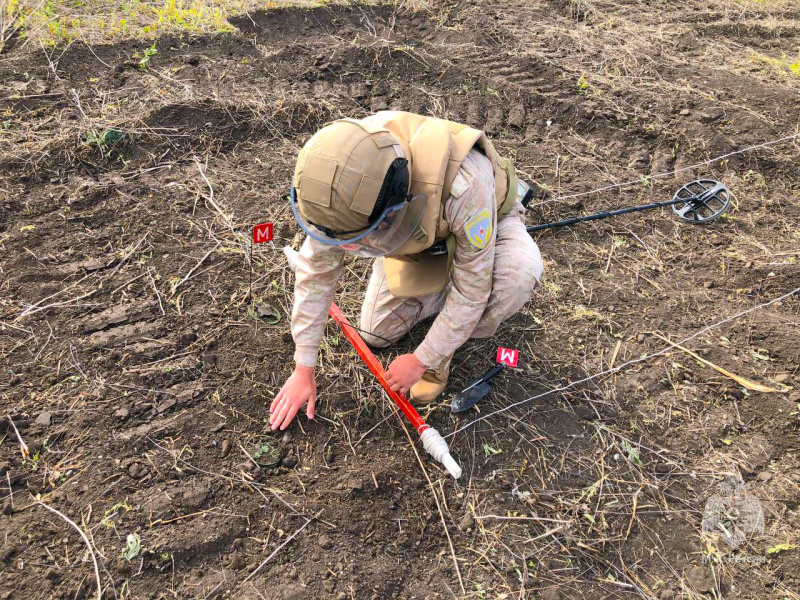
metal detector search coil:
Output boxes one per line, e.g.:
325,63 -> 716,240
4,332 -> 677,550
671,179 -> 730,223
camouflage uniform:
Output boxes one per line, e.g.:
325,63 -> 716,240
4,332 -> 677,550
291,149 -> 543,369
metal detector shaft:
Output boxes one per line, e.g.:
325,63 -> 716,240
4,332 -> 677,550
526,196 -> 686,233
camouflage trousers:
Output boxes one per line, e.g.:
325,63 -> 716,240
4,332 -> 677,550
359,204 -> 543,349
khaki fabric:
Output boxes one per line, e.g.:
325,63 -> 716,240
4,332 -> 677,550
289,148 -> 543,370
358,154 -> 542,368
354,111 -> 516,256
293,120 -> 402,234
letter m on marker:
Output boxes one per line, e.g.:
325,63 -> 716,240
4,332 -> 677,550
496,347 -> 519,368
253,223 -> 273,244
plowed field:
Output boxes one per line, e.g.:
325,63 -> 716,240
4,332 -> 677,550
1,2 -> 799,599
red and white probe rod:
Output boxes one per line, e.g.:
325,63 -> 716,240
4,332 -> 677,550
283,246 -> 462,479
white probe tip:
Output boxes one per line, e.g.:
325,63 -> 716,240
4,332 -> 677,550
442,453 -> 463,479
420,427 -> 462,479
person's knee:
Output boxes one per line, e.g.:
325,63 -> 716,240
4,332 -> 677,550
526,250 -> 543,292
359,312 -> 395,348
515,239 -> 543,295
500,243 -> 542,302
361,329 -> 393,349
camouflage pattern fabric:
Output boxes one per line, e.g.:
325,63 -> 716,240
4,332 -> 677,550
291,149 -> 543,369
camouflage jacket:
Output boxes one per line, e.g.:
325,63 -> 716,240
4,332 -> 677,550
291,150 -> 497,370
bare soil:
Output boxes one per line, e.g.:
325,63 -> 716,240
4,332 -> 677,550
1,2 -> 799,599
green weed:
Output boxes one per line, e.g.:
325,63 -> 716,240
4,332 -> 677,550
101,500 -> 133,529
122,533 -> 142,560
482,442 -> 501,457
751,51 -> 800,77
135,41 -> 157,69
5,0 -> 314,47
85,128 -> 125,157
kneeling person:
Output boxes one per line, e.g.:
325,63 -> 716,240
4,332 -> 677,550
269,111 -> 543,431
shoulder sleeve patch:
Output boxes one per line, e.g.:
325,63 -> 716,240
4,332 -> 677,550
463,208 -> 493,249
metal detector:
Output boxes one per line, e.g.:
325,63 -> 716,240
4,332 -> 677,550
522,179 -> 731,233
429,180 -> 730,258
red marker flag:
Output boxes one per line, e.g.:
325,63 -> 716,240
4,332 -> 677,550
496,347 -> 519,368
253,222 -> 273,244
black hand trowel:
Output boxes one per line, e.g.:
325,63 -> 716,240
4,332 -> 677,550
451,363 -> 506,413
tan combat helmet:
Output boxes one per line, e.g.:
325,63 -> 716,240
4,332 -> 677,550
290,120 -> 427,258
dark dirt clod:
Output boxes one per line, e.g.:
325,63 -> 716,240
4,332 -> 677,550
127,463 -> 148,479
572,404 -> 594,420
0,545 -> 18,563
228,552 -> 245,571
684,566 -> 716,594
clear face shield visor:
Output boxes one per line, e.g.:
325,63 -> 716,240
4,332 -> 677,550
291,187 -> 426,258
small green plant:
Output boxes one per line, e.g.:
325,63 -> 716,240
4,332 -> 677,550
135,42 -> 158,70
154,551 -> 173,572
102,500 -> 133,528
576,74 -> 589,93
482,443 -> 501,457
611,235 -> 627,249
122,533 -> 142,560
751,51 -> 800,77
23,450 -> 41,471
767,543 -> 796,555
247,437 -> 283,468
86,128 -> 125,157
751,348 -> 774,361
320,332 -> 340,351
1,0 -> 25,52
622,441 -> 643,466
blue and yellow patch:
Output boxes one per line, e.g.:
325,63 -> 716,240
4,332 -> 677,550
464,209 -> 492,249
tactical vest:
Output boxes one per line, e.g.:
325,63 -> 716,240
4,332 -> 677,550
338,111 -> 518,297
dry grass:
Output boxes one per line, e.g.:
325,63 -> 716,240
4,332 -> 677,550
2,0 -> 328,49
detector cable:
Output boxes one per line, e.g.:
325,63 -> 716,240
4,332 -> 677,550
447,286 -> 800,438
